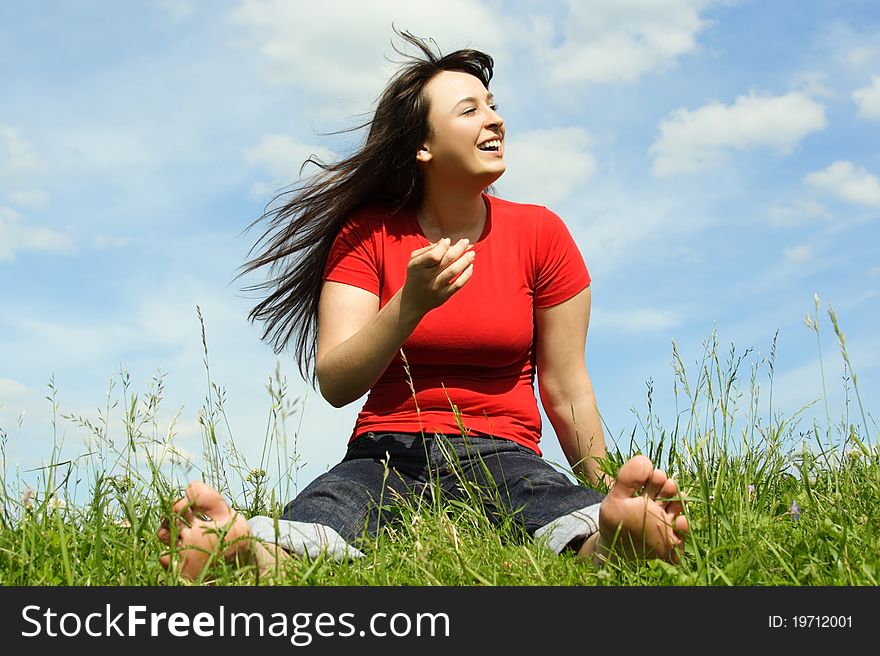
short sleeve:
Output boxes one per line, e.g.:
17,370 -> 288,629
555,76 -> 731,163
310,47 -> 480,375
322,215 -> 380,296
533,208 -> 591,308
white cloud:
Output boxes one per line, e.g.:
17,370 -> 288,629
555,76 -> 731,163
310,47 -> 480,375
93,235 -> 132,250
650,91 -> 827,176
847,44 -> 880,68
244,134 -> 339,198
0,206 -> 73,262
569,194 -> 681,278
853,76 -> 880,120
494,127 -> 596,206
0,125 -> 41,178
58,127 -> 157,172
8,190 -> 49,209
541,0 -> 711,85
784,244 -> 813,264
805,161 -> 880,207
244,134 -> 337,181
791,71 -> 835,99
155,0 -> 196,21
0,125 -> 48,209
230,0 -> 506,108
0,378 -> 30,400
592,307 -> 681,335
769,199 -> 829,227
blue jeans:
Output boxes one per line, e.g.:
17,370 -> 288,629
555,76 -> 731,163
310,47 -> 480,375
269,432 -> 603,553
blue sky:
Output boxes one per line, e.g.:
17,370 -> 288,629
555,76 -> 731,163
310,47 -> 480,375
1,0 -> 878,498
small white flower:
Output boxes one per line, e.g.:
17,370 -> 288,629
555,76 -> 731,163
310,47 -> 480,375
48,496 -> 67,510
22,487 -> 34,511
246,468 -> 267,483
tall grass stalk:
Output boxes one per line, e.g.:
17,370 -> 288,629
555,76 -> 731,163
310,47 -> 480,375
0,303 -> 877,586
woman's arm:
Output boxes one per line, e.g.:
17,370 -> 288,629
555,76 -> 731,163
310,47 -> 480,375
315,238 -> 474,407
535,286 -> 609,487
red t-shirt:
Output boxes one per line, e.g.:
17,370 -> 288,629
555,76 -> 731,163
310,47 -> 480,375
323,194 -> 590,455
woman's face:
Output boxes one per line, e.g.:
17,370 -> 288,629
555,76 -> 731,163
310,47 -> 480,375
418,70 -> 506,189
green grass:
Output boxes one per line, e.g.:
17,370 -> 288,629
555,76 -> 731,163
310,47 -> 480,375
0,302 -> 877,586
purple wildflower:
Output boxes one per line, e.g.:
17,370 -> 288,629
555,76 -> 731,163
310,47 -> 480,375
790,500 -> 801,521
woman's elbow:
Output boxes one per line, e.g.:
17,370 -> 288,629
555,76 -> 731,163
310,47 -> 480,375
315,362 -> 344,407
318,382 -> 349,408
316,370 -> 357,408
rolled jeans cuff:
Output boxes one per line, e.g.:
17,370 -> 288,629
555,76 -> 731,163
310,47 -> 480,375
248,516 -> 365,560
534,503 -> 601,554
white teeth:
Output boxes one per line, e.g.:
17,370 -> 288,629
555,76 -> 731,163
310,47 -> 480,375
479,139 -> 501,150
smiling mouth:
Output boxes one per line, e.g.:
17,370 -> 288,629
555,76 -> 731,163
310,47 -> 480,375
477,139 -> 502,152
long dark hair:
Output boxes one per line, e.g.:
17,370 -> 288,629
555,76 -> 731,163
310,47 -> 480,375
239,29 -> 494,383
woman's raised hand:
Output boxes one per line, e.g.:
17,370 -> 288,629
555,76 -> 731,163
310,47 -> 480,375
401,237 -> 475,316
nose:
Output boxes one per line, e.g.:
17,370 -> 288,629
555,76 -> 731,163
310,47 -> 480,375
486,105 -> 504,132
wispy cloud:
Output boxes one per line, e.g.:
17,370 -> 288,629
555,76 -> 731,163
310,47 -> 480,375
93,235 -> 132,250
539,0 -> 711,85
230,0 -> 506,110
0,378 -> 30,400
791,70 -> 835,99
650,91 -> 827,175
592,306 -> 681,335
243,133 -> 337,198
0,124 -> 47,209
495,127 -> 596,207
784,244 -> 814,264
805,161 -> 880,207
0,125 -> 41,178
769,198 -> 830,227
0,206 -> 73,262
853,76 -> 880,120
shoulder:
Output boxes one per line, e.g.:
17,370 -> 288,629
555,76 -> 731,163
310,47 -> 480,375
486,194 -> 567,234
340,204 -> 391,231
334,204 -> 399,246
486,194 -> 550,219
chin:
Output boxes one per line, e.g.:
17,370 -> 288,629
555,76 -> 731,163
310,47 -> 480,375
483,167 -> 505,186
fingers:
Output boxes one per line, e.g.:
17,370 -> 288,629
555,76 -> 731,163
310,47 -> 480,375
410,242 -> 438,258
438,238 -> 471,269
411,238 -> 450,268
410,237 -> 471,269
436,248 -> 475,288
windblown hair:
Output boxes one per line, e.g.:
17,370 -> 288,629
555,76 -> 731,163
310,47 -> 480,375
239,29 -> 494,383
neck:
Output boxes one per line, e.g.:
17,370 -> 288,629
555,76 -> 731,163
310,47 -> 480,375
417,181 -> 487,242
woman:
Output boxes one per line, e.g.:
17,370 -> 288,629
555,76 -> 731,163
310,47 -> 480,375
158,31 -> 688,579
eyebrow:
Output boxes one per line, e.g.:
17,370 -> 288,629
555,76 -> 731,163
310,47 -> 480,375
453,93 -> 495,109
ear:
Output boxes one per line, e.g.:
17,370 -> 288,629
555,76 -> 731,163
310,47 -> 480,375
416,145 -> 432,163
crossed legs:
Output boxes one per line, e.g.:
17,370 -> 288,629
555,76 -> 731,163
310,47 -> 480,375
157,454 -> 688,580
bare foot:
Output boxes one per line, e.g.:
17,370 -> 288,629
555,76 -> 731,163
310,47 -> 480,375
580,455 -> 688,565
157,481 -> 253,580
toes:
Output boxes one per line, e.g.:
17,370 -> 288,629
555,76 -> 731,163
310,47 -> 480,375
674,514 -> 689,535
171,495 -> 193,525
186,481 -> 231,522
644,468 -> 668,499
608,454 -> 655,499
659,477 -> 677,500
